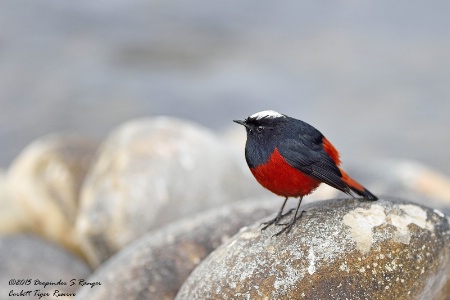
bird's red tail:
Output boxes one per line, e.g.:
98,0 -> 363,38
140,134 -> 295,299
340,168 -> 378,200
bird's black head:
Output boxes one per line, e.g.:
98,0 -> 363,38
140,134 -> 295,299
233,110 -> 288,139
234,110 -> 290,168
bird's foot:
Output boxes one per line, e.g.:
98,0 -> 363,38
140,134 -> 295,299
272,210 -> 306,236
260,208 -> 295,231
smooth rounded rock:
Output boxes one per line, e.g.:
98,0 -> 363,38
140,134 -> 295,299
0,171 -> 28,235
348,159 -> 450,215
0,235 -> 91,298
76,117 -> 261,267
176,198 -> 450,300
7,134 -> 98,257
75,198 -> 279,300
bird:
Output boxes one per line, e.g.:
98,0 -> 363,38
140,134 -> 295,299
234,110 -> 377,236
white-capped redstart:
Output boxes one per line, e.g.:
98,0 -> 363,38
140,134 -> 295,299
234,110 -> 377,236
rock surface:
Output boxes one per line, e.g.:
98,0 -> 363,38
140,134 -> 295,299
176,198 -> 450,300
75,198 -> 279,300
0,171 -> 28,235
0,235 -> 91,298
7,135 -> 98,257
76,117 -> 262,267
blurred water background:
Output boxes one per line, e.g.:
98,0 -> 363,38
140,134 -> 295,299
1,0 -> 449,174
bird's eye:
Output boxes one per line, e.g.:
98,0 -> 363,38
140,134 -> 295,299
256,126 -> 263,133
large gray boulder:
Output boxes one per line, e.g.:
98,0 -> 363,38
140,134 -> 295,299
176,197 -> 450,300
76,117 -> 261,267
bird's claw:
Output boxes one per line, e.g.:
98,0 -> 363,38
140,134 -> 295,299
260,208 -> 295,231
274,210 -> 306,226
271,210 -> 306,237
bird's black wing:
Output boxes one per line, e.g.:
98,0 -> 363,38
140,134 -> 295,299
278,137 -> 351,195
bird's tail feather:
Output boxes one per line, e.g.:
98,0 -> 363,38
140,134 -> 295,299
340,168 -> 378,201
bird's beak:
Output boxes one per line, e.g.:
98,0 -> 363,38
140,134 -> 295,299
233,119 -> 248,128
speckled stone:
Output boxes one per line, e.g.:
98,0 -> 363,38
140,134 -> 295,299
7,134 -> 98,256
74,198 -> 279,300
176,198 -> 450,300
76,117 -> 261,267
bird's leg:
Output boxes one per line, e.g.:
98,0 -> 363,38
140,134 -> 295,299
273,196 -> 304,236
261,197 -> 293,231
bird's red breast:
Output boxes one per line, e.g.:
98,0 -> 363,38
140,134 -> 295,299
250,147 -> 321,198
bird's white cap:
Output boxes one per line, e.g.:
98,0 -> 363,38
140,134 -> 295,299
249,110 -> 285,120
